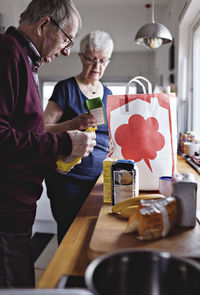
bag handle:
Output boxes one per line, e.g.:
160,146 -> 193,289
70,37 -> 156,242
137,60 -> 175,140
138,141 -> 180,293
126,78 -> 146,94
126,76 -> 152,94
133,76 -> 152,94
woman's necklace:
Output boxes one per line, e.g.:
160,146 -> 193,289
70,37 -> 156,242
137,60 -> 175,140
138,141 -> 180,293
77,75 -> 99,95
85,83 -> 99,95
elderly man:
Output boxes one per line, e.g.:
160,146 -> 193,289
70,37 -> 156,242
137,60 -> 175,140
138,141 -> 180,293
0,0 -> 96,288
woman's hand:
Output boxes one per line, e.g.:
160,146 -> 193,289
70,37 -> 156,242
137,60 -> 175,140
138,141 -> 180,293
44,101 -> 97,133
67,113 -> 97,130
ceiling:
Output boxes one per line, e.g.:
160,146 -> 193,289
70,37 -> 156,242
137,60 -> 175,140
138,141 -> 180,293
71,0 -> 175,52
15,0 -> 175,53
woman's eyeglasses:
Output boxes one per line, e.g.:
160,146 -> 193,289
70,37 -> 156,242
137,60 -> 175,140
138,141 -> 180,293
82,53 -> 110,65
49,17 -> 74,49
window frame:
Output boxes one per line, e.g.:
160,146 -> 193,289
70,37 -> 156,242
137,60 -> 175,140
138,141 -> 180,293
191,16 -> 200,140
39,78 -> 61,110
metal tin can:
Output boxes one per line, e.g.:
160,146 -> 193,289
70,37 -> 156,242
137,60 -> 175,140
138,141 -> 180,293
173,173 -> 197,227
111,159 -> 139,205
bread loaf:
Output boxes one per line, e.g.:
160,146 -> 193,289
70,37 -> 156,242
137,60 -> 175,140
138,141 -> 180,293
125,196 -> 177,240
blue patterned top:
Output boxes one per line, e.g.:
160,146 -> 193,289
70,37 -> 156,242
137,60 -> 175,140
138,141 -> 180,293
49,77 -> 112,180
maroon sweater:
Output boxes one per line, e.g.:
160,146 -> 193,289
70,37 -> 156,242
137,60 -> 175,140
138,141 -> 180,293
0,31 -> 72,232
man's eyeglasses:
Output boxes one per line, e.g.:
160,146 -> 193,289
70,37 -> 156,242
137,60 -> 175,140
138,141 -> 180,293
82,53 -> 110,65
49,16 -> 74,49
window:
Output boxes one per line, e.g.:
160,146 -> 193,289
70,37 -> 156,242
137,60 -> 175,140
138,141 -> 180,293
41,81 -> 57,110
104,82 -> 136,95
192,18 -> 200,140
41,81 -> 137,111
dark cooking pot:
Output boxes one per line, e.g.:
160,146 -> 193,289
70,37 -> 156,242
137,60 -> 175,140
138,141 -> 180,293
85,249 -> 200,295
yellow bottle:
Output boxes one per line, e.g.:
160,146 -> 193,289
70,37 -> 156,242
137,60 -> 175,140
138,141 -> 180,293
56,127 -> 97,175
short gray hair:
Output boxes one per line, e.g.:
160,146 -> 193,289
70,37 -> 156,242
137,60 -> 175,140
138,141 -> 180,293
19,0 -> 81,29
80,30 -> 114,54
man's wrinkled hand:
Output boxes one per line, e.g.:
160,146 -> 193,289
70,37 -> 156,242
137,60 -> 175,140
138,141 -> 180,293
67,130 -> 96,158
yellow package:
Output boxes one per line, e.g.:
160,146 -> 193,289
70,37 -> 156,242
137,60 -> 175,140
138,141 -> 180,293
103,157 -> 117,203
56,127 -> 97,175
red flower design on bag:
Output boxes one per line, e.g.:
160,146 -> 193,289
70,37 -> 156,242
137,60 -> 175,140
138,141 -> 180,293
115,114 -> 165,171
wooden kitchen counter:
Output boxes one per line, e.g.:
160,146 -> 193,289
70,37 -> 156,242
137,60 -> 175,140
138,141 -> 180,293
37,155 -> 200,288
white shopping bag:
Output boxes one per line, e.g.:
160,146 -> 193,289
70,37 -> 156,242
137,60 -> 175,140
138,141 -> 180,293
107,76 -> 177,190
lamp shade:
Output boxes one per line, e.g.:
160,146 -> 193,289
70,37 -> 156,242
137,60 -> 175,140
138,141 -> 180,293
135,22 -> 172,49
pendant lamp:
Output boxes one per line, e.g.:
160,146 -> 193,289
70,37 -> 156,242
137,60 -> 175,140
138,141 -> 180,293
135,0 -> 172,49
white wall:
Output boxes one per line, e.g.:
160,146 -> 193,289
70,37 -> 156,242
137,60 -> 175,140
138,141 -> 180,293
72,2 -> 153,53
39,51 -> 155,85
154,0 -> 186,88
0,0 -> 28,28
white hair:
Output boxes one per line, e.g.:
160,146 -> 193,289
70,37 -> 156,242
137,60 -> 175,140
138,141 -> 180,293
19,0 -> 82,29
80,30 -> 114,54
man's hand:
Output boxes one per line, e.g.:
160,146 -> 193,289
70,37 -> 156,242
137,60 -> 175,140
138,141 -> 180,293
67,130 -> 96,158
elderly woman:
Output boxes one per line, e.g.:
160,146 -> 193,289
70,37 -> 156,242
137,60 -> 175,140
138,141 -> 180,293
44,30 -> 114,243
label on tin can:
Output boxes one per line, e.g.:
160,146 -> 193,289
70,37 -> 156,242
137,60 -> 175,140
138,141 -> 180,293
111,160 -> 139,205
